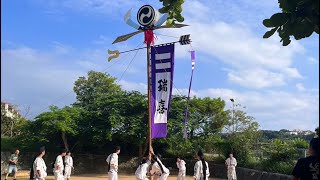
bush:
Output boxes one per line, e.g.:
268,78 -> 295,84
203,153 -> 225,163
241,156 -> 261,169
1,136 -> 19,152
260,160 -> 295,175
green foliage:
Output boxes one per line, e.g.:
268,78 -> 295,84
187,97 -> 229,137
72,71 -> 124,150
263,0 -> 319,46
224,104 -> 262,165
1,136 -> 19,151
260,129 -> 315,142
260,160 -> 295,175
158,0 -> 185,25
160,96 -> 229,159
290,138 -> 309,149
1,103 -> 26,137
262,139 -> 296,161
73,70 -> 121,107
33,106 -> 81,150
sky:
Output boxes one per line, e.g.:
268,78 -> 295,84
1,0 -> 319,131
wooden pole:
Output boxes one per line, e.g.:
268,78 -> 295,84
147,43 -> 152,154
147,43 -> 154,180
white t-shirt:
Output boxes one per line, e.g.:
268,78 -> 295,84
225,157 -> 237,167
65,155 -> 73,167
150,158 -> 169,176
33,157 -> 47,179
54,155 -> 64,172
135,163 -> 149,179
106,153 -> 118,172
194,160 -> 210,180
176,160 -> 186,171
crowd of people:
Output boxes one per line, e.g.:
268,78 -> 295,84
3,136 -> 319,180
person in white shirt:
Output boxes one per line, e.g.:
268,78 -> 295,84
64,151 -> 74,180
176,157 -> 186,180
225,153 -> 237,180
193,150 -> 210,180
149,154 -> 170,180
53,149 -> 67,180
33,146 -> 47,180
135,158 -> 149,180
106,146 -> 121,180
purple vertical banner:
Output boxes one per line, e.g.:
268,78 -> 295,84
151,44 -> 175,139
184,50 -> 195,139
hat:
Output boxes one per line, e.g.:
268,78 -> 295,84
39,146 -> 45,152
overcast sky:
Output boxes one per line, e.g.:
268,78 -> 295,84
1,0 -> 319,131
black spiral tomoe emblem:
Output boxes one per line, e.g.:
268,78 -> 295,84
137,5 -> 155,26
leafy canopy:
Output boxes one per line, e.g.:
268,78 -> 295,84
158,0 -> 185,25
263,0 -> 319,46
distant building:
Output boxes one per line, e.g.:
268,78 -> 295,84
288,130 -> 298,135
287,129 -> 314,136
1,101 -> 21,119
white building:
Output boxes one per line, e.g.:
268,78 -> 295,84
1,102 -> 21,119
287,129 -> 314,136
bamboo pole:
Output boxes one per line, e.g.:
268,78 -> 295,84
147,43 -> 154,180
147,43 -> 152,154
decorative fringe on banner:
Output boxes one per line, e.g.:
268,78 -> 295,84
184,50 -> 195,139
144,30 -> 155,45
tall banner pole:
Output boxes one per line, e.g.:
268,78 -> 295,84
108,5 -> 190,164
147,43 -> 153,155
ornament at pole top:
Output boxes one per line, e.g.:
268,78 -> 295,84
137,5 -> 160,28
108,4 -> 189,61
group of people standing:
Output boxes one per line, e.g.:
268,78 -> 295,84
52,149 -> 74,180
6,136 -> 318,180
107,146 -> 230,180
134,150 -> 237,180
30,147 -> 73,180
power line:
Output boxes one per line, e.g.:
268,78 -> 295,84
117,44 -> 142,82
27,43 -> 143,119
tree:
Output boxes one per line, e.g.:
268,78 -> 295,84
158,0 -> 185,25
1,102 -> 26,137
72,71 -> 125,151
224,104 -> 261,164
112,91 -> 149,157
263,0 -> 319,46
157,96 -> 229,156
73,71 -> 121,108
34,106 -> 80,151
187,97 -> 229,137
